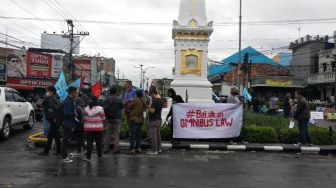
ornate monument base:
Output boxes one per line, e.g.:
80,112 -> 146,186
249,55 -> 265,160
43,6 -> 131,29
171,78 -> 213,103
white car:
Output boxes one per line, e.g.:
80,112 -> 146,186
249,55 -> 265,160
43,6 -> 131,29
0,87 -> 35,139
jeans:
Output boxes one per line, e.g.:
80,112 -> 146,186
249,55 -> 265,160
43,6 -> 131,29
74,130 -> 86,153
86,131 -> 103,159
44,120 -> 61,154
130,122 -> 142,150
61,127 -> 72,159
104,119 -> 121,152
43,112 -> 50,136
298,119 -> 312,144
149,120 -> 162,152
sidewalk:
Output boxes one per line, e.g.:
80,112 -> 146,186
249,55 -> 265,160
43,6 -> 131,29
118,141 -> 336,154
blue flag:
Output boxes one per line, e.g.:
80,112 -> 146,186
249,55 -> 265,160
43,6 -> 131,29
54,70 -> 68,102
69,78 -> 81,89
243,88 -> 252,102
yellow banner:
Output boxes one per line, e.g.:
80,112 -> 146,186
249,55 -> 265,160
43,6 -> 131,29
266,80 -> 292,87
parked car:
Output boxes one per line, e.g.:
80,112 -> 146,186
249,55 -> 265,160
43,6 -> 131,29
0,87 -> 35,139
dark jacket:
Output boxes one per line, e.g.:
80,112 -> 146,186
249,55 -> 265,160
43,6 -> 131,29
294,97 -> 310,121
283,98 -> 291,117
43,95 -> 60,121
63,96 -> 77,128
104,95 -> 124,120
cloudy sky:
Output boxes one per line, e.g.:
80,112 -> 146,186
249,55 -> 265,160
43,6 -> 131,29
1,0 -> 336,86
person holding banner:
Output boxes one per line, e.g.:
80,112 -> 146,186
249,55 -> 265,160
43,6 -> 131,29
226,87 -> 240,104
147,87 -> 163,155
166,88 -> 184,144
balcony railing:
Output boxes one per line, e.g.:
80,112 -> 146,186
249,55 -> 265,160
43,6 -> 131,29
308,71 -> 335,84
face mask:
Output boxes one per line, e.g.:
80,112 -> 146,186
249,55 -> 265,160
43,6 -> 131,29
46,92 -> 50,96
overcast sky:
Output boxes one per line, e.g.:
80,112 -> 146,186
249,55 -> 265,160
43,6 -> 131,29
1,0 -> 336,87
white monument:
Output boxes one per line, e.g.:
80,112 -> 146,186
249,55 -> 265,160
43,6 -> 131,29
171,0 -> 214,103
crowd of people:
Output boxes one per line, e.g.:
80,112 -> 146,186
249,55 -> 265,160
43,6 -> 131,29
226,87 -> 314,146
39,80 -> 169,164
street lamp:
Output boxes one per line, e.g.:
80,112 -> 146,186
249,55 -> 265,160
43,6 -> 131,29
134,64 -> 144,88
142,66 -> 155,89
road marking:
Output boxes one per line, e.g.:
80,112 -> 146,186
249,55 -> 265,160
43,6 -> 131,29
227,145 -> 246,150
264,146 -> 284,151
190,144 -> 210,149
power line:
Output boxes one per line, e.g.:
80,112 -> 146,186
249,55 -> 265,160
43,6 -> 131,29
0,32 -> 39,47
1,16 -> 336,27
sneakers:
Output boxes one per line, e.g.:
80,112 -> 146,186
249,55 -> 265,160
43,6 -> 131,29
103,150 -> 110,154
308,143 -> 314,147
129,150 -> 135,155
61,157 -> 73,164
136,149 -> 142,154
147,151 -> 158,155
82,157 -> 90,162
158,150 -> 162,153
70,151 -> 82,157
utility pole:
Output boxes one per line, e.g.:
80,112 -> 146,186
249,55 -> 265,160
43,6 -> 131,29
65,19 -> 89,82
238,0 -> 242,93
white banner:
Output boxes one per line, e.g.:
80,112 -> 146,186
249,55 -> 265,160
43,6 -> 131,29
173,104 -> 243,139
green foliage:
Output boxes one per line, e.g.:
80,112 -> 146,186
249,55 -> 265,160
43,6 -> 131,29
309,126 -> 335,145
243,111 -> 290,133
241,126 -> 278,143
278,128 -> 300,144
160,126 -> 172,141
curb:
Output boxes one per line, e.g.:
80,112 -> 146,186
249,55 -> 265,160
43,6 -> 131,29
118,142 -> 336,154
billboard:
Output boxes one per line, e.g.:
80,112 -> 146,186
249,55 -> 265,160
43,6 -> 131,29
6,49 -> 27,78
6,78 -> 55,90
75,58 -> 91,82
27,52 -> 52,77
41,33 -> 80,54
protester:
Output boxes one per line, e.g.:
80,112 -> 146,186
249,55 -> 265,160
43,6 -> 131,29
70,106 -> 86,157
147,87 -> 163,155
40,95 -> 50,136
166,88 -> 184,144
283,93 -> 292,118
294,90 -> 313,146
104,87 -> 124,154
226,87 -> 240,104
128,89 -> 147,154
40,86 -> 61,156
61,86 -> 78,164
123,81 -> 136,134
83,96 -> 106,162
269,95 -> 278,115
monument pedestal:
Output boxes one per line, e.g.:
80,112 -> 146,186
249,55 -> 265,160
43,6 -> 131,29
171,78 -> 214,104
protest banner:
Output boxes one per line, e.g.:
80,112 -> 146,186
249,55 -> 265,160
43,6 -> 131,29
173,103 -> 243,139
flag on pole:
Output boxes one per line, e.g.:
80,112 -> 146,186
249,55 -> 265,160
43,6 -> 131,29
91,82 -> 102,97
243,88 -> 252,102
54,70 -> 68,102
69,78 -> 81,89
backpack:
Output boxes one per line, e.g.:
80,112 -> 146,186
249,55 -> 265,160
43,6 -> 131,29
104,97 -> 118,120
54,102 -> 64,126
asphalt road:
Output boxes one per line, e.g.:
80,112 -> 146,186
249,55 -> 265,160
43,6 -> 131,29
0,122 -> 335,188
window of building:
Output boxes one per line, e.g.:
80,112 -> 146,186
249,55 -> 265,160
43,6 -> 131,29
332,61 -> 336,71
323,63 -> 327,72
